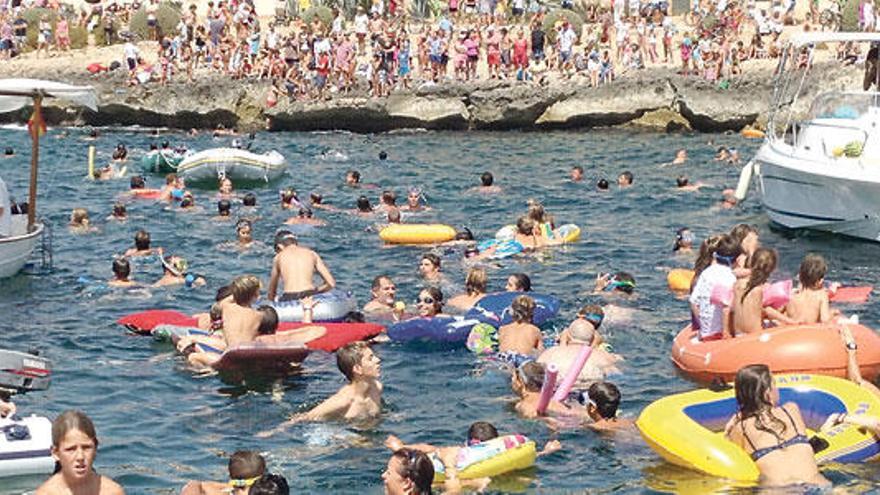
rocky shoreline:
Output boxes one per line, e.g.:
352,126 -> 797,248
0,61 -> 860,133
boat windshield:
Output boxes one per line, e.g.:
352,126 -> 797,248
808,91 -> 880,121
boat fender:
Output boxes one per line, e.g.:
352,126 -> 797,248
734,160 -> 754,201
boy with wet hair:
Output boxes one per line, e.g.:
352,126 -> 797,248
179,450 -> 266,495
784,254 -> 839,324
498,295 -> 544,365
108,258 -> 136,287
258,342 -> 383,436
583,381 -> 633,431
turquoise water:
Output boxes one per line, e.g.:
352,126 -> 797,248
2,127 -> 880,494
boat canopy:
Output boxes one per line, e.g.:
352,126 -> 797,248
0,79 -> 97,113
790,31 -> 880,48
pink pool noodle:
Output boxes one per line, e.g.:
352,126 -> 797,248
536,364 -> 558,416
552,345 -> 594,402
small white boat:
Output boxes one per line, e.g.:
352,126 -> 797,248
0,217 -> 43,279
176,147 -> 287,183
0,415 -> 54,479
740,32 -> 880,242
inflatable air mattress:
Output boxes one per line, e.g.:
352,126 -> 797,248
466,292 -> 561,327
387,316 -> 481,345
271,289 -> 357,322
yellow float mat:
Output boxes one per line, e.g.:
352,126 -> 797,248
379,224 -> 456,244
637,374 -> 880,482
667,268 -> 695,292
432,436 -> 537,482
553,224 -> 581,244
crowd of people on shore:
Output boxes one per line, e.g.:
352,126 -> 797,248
1,0 -> 859,96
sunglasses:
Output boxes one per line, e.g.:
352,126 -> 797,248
416,297 -> 434,305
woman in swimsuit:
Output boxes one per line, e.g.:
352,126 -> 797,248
725,364 -> 828,487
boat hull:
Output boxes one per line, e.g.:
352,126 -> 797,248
140,150 -> 185,174
177,148 -> 287,183
0,218 -> 42,278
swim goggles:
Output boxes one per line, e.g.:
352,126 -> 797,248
228,476 -> 261,489
579,312 -> 604,328
714,253 -> 736,266
604,278 -> 636,292
676,230 -> 694,244
161,256 -> 188,277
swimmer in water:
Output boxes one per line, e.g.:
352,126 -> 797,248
377,190 -> 398,213
617,171 -> 633,188
673,227 -> 694,253
285,208 -> 327,226
379,150 -> 388,160
217,177 -> 235,199
242,193 -> 257,208
180,451 -> 266,495
418,253 -> 443,284
594,271 -> 636,296
715,146 -> 730,162
128,175 -> 146,192
258,342 -> 383,435
676,175 -> 705,192
728,148 -> 741,164
215,199 -> 232,220
124,229 -> 158,257
69,208 -> 97,232
672,148 -> 688,164
386,208 -> 401,224
108,202 -> 127,221
345,170 -> 361,186
472,171 -> 502,193
720,188 -> 738,209
498,295 -> 545,361
111,143 -> 128,162
447,267 -> 487,310
236,219 -> 254,247
401,188 -> 429,212
179,192 -> 197,210
159,173 -> 178,202
506,272 -> 532,292
570,165 -> 584,182
597,178 -> 609,191
363,275 -> 400,315
354,195 -> 374,216
381,449 -> 434,495
107,258 -> 137,287
34,411 -> 125,495
280,188 -> 301,210
3,147 -> 13,157
153,249 -> 206,287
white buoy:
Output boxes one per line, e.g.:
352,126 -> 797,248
734,160 -> 754,201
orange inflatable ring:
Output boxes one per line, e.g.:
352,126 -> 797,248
671,323 -> 880,383
667,269 -> 694,292
130,188 -> 163,200
740,128 -> 765,139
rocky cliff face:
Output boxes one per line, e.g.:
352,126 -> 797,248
0,61 -> 862,133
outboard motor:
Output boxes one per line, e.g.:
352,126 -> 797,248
0,349 -> 51,395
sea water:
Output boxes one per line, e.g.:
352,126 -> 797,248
1,127 -> 879,494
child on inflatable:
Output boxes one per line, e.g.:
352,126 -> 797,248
258,341 -> 382,436
498,295 -> 544,367
689,235 -> 739,341
731,248 -> 795,335
784,254 -> 840,324
180,450 -> 266,495
180,305 -> 279,368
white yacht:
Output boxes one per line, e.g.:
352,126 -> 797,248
739,32 -> 880,241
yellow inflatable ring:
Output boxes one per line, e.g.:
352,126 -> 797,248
432,434 -> 537,482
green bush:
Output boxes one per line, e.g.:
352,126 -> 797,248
301,5 -> 334,28
542,9 -> 584,44
69,24 -> 88,49
841,0 -> 858,31
129,1 -> 182,40
21,8 -> 57,49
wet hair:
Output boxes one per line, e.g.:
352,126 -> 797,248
381,190 -> 397,206
379,150 -> 388,160
274,230 -> 297,250
735,364 -> 788,442
249,474 -> 289,495
243,193 -> 257,206
356,195 -> 372,212
511,295 -> 536,323
597,178 -> 609,190
51,410 -> 98,449
518,361 -> 545,392
281,188 -> 298,206
508,273 -> 532,292
692,234 -> 724,288
230,275 -> 260,305
389,449 -> 434,495
337,341 -> 371,382
713,234 -> 742,266
387,209 -> 401,223
619,171 -> 633,185
3,147 -> 13,156
419,286 -> 444,313
130,175 -> 146,189
342,311 -> 366,323
256,305 -> 279,335
516,216 -> 535,236
112,258 -> 130,279
218,200 -> 231,216
134,230 -> 151,250
112,203 -> 126,218
480,171 -> 494,187
676,175 -> 689,187
165,173 -> 177,186
729,223 -> 759,251
71,208 -> 89,225
371,275 -> 393,292
346,170 -> 361,183
149,143 -> 158,151
236,219 -> 252,233
577,304 -> 605,329
215,285 -> 232,301
588,382 -> 621,419
454,227 -> 474,241
741,248 -> 777,303
465,268 -> 487,296
798,253 -> 828,290
310,192 -> 323,204
421,253 -> 441,270
467,421 -> 499,443
228,450 -> 266,480
571,165 -> 584,174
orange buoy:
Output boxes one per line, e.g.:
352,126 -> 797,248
741,128 -> 765,139
667,269 -> 695,292
671,324 -> 880,383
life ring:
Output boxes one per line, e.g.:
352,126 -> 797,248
387,316 -> 480,345
637,374 -> 880,481
431,434 -> 537,482
270,289 -> 357,322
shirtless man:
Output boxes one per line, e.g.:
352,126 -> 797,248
268,230 -> 335,302
107,259 -> 137,288
363,275 -> 397,313
218,274 -> 262,348
472,171 -> 502,193
258,342 -> 382,436
124,230 -> 158,258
